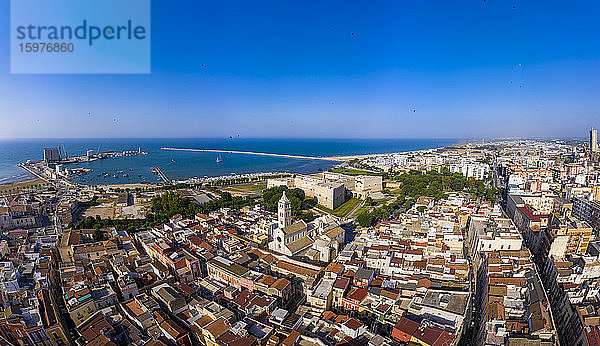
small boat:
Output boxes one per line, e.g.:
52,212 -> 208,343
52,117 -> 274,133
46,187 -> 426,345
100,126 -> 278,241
123,174 -> 129,177
216,155 -> 223,163
129,168 -> 134,171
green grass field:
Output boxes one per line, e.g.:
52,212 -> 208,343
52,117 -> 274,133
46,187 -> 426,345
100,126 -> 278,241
355,205 -> 371,215
315,197 -> 362,217
221,181 -> 267,195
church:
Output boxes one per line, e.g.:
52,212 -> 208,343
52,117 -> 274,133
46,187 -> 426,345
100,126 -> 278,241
268,192 -> 346,262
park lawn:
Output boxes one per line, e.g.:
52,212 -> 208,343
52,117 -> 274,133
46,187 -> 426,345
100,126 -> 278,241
388,188 -> 404,196
355,205 -> 371,215
316,198 -> 362,217
329,167 -> 383,177
333,198 -> 361,217
222,181 -> 267,194
0,178 -> 49,194
375,198 -> 391,206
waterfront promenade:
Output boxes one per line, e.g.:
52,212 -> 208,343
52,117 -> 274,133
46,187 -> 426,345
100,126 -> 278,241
161,147 -> 347,162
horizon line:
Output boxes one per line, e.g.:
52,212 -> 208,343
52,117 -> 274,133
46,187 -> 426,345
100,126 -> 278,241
0,136 -> 587,141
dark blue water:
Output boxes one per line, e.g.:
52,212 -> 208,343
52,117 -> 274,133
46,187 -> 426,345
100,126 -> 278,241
0,138 -> 460,185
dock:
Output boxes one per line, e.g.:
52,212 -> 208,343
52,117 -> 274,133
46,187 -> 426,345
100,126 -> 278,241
160,147 -> 346,162
151,167 -> 171,184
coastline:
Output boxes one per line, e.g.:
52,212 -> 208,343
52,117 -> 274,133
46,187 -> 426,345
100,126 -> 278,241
3,139 -> 466,188
161,147 -> 347,162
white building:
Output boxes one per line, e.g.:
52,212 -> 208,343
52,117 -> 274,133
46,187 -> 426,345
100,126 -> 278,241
449,161 -> 489,180
269,193 -> 344,259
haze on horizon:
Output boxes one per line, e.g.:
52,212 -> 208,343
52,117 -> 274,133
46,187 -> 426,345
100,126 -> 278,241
1,1 -> 599,139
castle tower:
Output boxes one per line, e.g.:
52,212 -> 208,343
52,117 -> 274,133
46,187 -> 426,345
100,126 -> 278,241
278,192 -> 292,229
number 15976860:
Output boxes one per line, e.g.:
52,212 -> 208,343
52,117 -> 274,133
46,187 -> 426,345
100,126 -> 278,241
19,42 -> 74,53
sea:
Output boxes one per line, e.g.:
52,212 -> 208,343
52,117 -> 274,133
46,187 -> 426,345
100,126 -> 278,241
0,138 -> 460,185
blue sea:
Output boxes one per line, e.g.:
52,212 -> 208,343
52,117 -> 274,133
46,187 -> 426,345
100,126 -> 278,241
0,138 -> 460,185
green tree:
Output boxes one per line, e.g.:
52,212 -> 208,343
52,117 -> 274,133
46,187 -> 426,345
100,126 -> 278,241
356,213 -> 373,227
93,229 -> 105,241
262,186 -> 306,215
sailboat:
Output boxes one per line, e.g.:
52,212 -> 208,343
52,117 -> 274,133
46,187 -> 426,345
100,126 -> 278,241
216,155 -> 223,163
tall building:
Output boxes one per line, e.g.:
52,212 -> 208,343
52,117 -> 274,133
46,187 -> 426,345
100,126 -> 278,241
43,147 -> 61,163
591,127 -> 598,153
278,192 -> 292,229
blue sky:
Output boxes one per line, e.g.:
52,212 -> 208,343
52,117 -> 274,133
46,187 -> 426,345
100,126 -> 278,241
1,0 -> 599,139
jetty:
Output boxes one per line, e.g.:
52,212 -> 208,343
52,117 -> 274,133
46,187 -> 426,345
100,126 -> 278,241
151,167 -> 170,184
160,147 -> 346,162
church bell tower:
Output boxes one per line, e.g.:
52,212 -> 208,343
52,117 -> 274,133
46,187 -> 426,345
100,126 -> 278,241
278,192 -> 292,229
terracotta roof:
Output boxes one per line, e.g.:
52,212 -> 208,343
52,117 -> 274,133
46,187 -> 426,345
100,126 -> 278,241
325,262 -> 345,274
159,317 -> 187,339
257,275 -> 277,287
487,301 -> 505,321
79,314 -> 114,342
344,318 -> 363,330
271,278 -> 290,291
346,287 -> 368,301
196,315 -> 214,327
283,220 -> 307,235
322,310 -> 337,321
432,330 -> 455,346
286,235 -> 313,254
86,334 -> 117,346
281,330 -> 300,346
488,285 -> 507,297
394,317 -> 420,335
413,326 -> 443,345
124,300 -> 145,317
334,277 -> 350,290
337,336 -> 362,346
204,317 -> 230,338
275,260 -> 320,278
218,331 -> 258,346
380,289 -> 399,301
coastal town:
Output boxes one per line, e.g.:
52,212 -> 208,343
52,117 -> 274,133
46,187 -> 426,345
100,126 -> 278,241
0,129 -> 599,346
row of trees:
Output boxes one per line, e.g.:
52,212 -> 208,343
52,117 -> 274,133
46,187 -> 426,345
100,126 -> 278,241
356,195 -> 413,227
345,159 -> 384,173
147,191 -> 254,225
73,190 -> 255,231
355,169 -> 498,227
262,186 -> 305,212
73,215 -> 147,234
392,169 -> 497,201
262,186 -> 315,221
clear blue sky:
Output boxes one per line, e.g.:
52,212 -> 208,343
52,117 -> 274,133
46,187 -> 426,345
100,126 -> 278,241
1,0 -> 599,139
